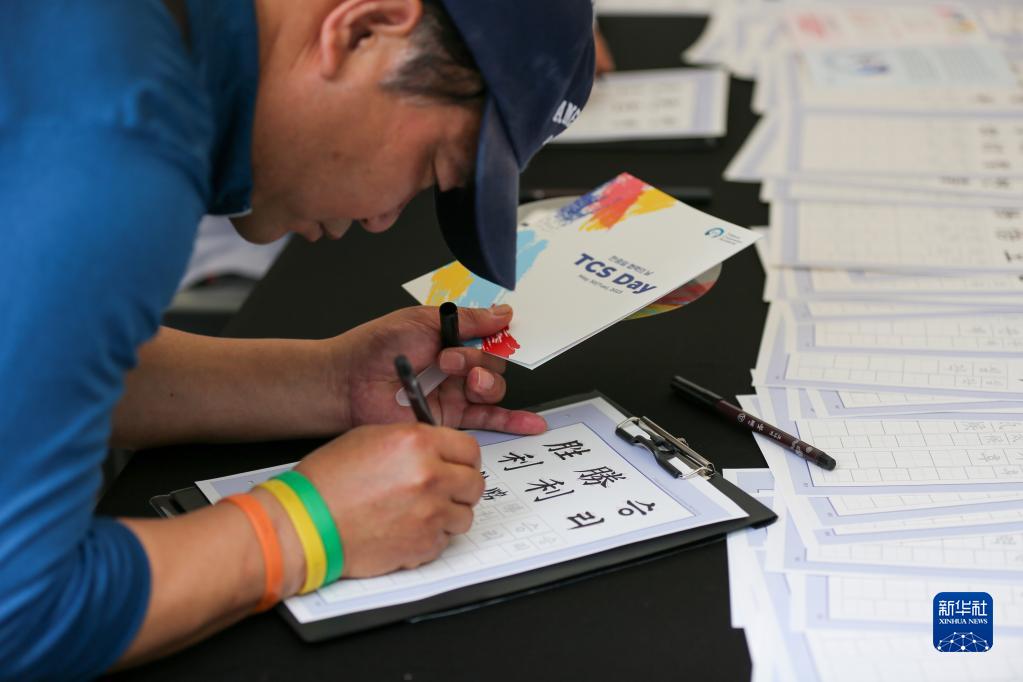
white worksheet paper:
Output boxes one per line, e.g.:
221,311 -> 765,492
196,397 -> 747,624
789,310 -> 1023,357
553,68 -> 728,143
763,265 -> 1023,301
757,312 -> 1023,400
788,491 -> 1023,546
595,0 -> 713,17
728,437 -> 1023,679
727,114 -> 1023,188
809,388 -> 1023,419
783,4 -> 988,50
788,300 -> 1002,321
772,509 -> 1023,582
762,178 -> 1023,208
770,200 -> 1023,273
768,45 -> 1023,114
739,399 -> 1023,498
776,111 -> 1023,179
725,468 -> 1023,682
796,572 -> 1023,635
724,469 -> 818,682
805,627 -> 1023,682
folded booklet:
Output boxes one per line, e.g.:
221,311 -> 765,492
403,173 -> 759,369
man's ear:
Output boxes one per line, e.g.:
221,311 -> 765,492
318,0 -> 424,78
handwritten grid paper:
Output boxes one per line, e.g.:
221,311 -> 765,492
791,114 -> 1023,178
739,398 -> 1023,501
784,353 -> 1023,398
806,629 -> 1023,682
594,0 -> 713,16
826,508 -> 1023,537
713,3 -> 1023,676
798,301 -> 988,319
553,69 -> 728,143
823,491 -> 1023,518
810,574 -> 1023,631
807,530 -> 1023,575
771,201 -> 1023,273
726,469 -> 1023,682
763,178 -> 1023,208
771,268 -> 1023,300
801,388 -> 1023,420
312,422 -> 694,613
799,314 -> 1023,355
778,46 -> 1023,114
197,398 -> 747,625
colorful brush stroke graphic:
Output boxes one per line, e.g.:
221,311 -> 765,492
626,263 -> 722,320
424,230 -> 548,307
481,329 -> 521,359
422,231 -> 547,358
555,173 -> 675,232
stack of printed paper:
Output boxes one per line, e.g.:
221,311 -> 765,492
553,68 -> 729,143
403,173 -> 758,369
687,1 -> 1023,680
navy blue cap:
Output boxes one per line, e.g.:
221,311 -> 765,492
434,0 -> 595,290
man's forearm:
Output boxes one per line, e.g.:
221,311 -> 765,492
112,327 -> 346,449
116,490 -> 305,667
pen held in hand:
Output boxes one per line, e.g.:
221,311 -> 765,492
439,302 -> 460,349
671,375 -> 836,471
395,355 -> 436,426
395,303 -> 462,408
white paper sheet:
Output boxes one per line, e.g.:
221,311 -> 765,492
197,397 -> 748,625
595,0 -> 713,17
770,200 -> 1023,273
553,69 -> 728,142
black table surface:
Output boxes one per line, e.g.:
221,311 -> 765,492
99,16 -> 770,682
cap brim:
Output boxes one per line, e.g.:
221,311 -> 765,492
435,97 -> 519,291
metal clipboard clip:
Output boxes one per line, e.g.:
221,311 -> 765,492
615,416 -> 716,480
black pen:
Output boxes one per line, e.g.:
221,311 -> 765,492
393,304 -> 461,408
520,186 -> 712,205
439,302 -> 460,349
395,355 -> 436,425
671,376 -> 837,471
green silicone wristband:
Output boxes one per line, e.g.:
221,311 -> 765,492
274,470 -> 345,585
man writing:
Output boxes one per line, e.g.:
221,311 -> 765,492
0,0 -> 594,676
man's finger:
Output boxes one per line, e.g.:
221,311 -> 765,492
438,347 -> 508,376
463,367 -> 506,405
431,425 -> 482,469
442,502 -> 475,535
457,404 -> 548,435
455,305 -> 514,341
444,464 -> 486,507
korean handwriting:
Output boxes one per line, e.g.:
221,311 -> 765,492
566,511 -> 605,530
618,500 -> 656,517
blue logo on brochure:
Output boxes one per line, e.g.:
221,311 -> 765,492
933,592 -> 993,652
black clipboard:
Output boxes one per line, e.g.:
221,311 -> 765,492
151,392 -> 775,642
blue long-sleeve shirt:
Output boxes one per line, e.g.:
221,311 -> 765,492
0,2 -> 258,678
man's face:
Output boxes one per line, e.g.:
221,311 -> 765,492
235,1 -> 481,244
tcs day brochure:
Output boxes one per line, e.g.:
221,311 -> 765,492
403,173 -> 760,369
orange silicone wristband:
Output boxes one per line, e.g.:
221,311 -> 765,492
223,494 -> 284,612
